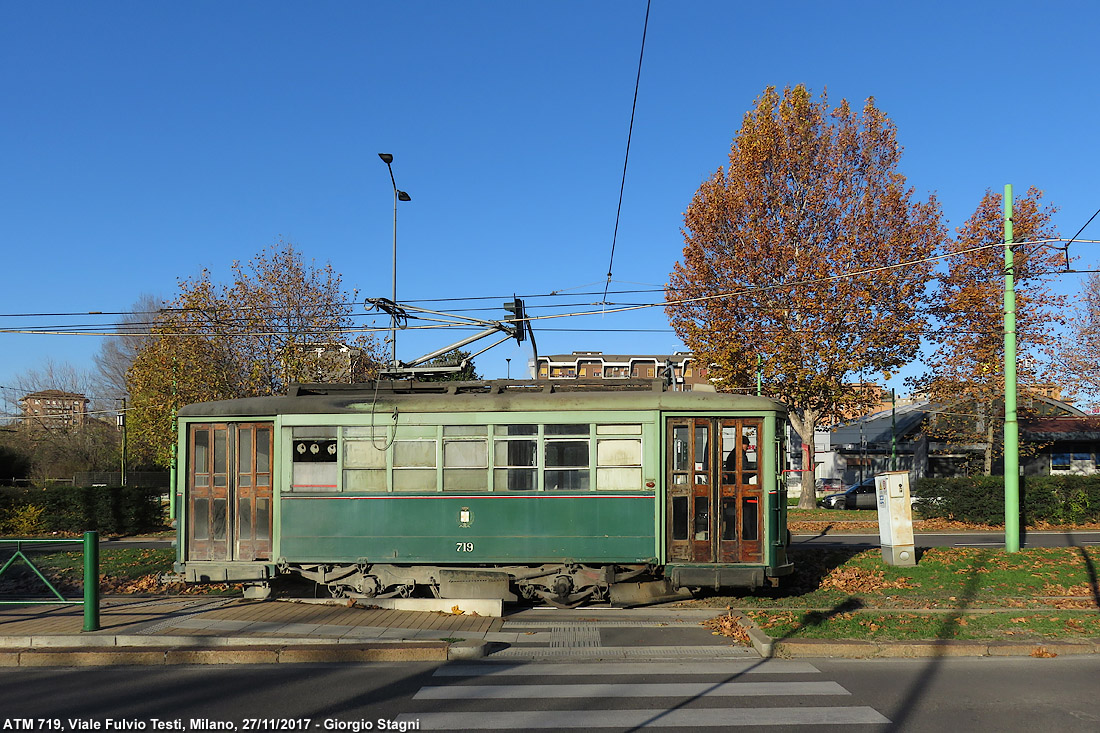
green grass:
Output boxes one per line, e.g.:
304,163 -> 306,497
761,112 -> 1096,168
695,546 -> 1100,610
694,546 -> 1100,641
746,609 -> 1100,641
2,548 -> 178,596
788,507 -> 879,521
30,547 -> 175,578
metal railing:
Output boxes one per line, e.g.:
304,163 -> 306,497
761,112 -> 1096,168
0,531 -> 100,631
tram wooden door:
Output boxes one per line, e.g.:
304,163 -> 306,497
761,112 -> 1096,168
187,423 -> 273,562
666,417 -> 763,563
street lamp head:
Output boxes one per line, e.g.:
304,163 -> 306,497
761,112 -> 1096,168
397,190 -> 411,202
378,153 -> 393,165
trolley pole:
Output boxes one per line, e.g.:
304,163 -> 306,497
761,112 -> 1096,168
1004,184 -> 1020,553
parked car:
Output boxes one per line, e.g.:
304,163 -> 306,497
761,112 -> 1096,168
819,477 -> 878,510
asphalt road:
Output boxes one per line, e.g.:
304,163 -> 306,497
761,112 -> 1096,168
2,657 -> 1098,732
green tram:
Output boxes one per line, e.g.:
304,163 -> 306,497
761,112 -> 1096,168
174,379 -> 792,606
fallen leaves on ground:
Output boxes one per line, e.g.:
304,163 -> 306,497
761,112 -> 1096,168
820,567 -> 911,594
702,611 -> 751,644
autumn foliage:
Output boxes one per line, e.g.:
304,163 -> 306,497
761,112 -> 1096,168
1057,272 -> 1100,409
915,187 -> 1063,473
126,241 -> 382,465
666,85 -> 944,507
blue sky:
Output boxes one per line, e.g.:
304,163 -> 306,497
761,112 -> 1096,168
2,1 -> 1097,398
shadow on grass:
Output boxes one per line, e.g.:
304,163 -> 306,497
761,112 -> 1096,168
1066,532 -> 1100,610
883,549 -> 990,732
693,546 -> 867,605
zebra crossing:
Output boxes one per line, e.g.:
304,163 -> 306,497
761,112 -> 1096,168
393,660 -> 891,729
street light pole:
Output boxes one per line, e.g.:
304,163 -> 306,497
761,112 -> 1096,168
378,153 -> 411,368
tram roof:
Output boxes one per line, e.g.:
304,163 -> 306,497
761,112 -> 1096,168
177,379 -> 786,418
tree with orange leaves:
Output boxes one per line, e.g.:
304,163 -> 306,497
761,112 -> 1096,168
666,85 -> 944,508
1057,272 -> 1100,409
127,240 -> 383,465
915,187 -> 1063,474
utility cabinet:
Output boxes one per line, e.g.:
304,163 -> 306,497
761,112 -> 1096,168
875,471 -> 916,567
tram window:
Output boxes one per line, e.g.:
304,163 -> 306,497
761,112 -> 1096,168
694,496 -> 710,540
444,425 -> 487,437
673,426 -> 690,471
239,430 -> 252,473
546,424 -> 588,436
444,469 -> 488,491
495,436 -> 537,491
255,499 -> 270,540
212,499 -> 227,541
546,469 -> 589,490
394,440 -> 436,468
293,440 -> 338,462
597,439 -> 641,490
597,424 -> 641,435
672,496 -> 689,540
193,429 -> 210,479
722,426 -> 736,471
293,427 -> 338,438
256,429 -> 271,476
596,467 -> 641,489
444,440 -> 487,468
343,469 -> 386,491
495,468 -> 536,491
495,425 -> 537,436
597,439 -> 641,466
495,439 -> 536,466
721,498 -> 737,541
393,469 -> 436,491
742,497 -> 759,541
345,441 -> 387,469
545,439 -> 589,491
546,440 -> 587,466
292,463 -> 337,491
694,426 -> 709,470
238,497 -> 252,539
213,430 -> 227,487
193,498 -> 210,540
742,426 -> 758,471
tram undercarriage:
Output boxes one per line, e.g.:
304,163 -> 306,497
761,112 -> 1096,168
282,561 -> 687,608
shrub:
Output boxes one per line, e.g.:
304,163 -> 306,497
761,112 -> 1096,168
912,475 -> 1100,526
0,485 -> 166,536
0,503 -> 46,535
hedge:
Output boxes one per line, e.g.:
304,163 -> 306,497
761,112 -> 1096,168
0,485 -> 168,536
913,475 -> 1100,526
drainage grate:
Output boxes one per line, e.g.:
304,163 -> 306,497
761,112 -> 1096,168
549,625 -> 601,648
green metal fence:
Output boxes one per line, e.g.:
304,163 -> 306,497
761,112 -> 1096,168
0,531 -> 100,631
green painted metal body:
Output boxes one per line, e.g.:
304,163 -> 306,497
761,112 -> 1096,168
280,493 -> 658,564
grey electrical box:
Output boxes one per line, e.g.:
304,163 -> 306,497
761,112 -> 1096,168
875,471 -> 916,567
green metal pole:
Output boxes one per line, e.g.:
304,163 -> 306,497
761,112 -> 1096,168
120,398 -> 127,487
890,388 -> 897,472
82,531 -> 100,632
757,355 -> 762,396
1004,184 -> 1020,553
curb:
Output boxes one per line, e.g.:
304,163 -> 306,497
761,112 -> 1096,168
731,614 -> 1100,658
0,641 -> 450,667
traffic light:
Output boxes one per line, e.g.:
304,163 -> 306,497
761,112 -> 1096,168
503,299 -> 526,343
